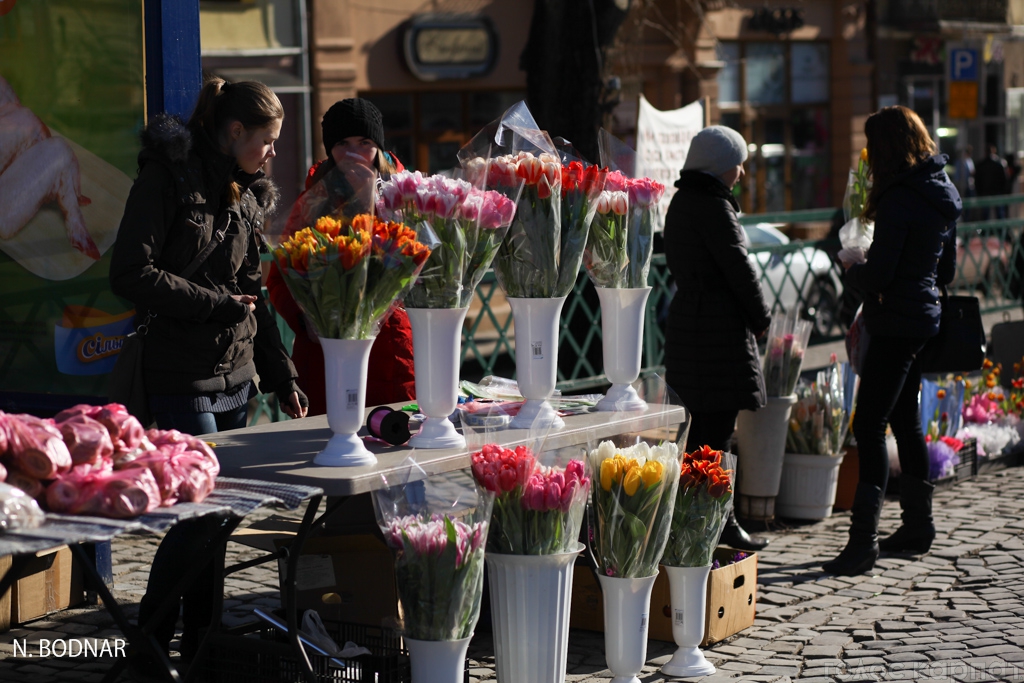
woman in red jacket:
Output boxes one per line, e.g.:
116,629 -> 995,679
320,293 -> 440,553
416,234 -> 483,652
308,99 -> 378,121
266,99 -> 415,414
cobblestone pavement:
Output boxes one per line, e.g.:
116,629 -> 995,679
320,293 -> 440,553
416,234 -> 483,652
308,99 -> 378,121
0,465 -> 1022,682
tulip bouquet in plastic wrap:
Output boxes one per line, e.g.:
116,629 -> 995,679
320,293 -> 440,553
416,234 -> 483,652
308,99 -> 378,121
372,460 -> 493,641
838,147 -> 873,267
583,130 -> 666,288
553,139 -> 607,294
467,436 -> 590,556
661,446 -> 735,568
460,101 -> 589,299
272,160 -> 434,339
763,309 -> 813,397
0,404 -> 219,519
377,171 -> 518,308
586,377 -> 689,578
786,356 -> 853,456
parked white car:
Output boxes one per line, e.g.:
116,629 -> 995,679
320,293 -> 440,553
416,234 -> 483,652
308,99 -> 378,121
744,223 -> 843,337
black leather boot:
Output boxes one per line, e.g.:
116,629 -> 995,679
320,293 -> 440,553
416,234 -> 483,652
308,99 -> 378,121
718,510 -> 769,551
879,474 -> 935,553
823,482 -> 884,576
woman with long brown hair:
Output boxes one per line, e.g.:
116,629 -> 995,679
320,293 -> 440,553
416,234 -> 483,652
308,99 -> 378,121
828,106 -> 960,575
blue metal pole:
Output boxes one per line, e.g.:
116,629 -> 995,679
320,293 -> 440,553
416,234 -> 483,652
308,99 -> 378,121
144,0 -> 202,119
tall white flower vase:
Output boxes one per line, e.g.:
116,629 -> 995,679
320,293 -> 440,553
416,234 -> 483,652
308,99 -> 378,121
661,565 -> 715,678
314,337 -> 376,467
598,573 -> 659,683
487,544 -> 583,683
405,636 -> 471,683
734,394 -> 797,521
508,296 -> 567,430
407,307 -> 469,449
595,287 -> 652,412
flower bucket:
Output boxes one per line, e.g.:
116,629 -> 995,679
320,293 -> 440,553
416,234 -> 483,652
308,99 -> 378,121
776,452 -> 845,520
487,544 -> 583,683
595,287 -> 652,412
508,296 -> 567,430
405,636 -> 471,683
598,573 -> 658,683
661,564 -> 715,678
315,337 -> 376,467
407,306 -> 470,449
735,394 -> 797,521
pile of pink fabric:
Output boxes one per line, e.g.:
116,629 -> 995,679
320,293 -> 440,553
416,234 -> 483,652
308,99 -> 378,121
0,404 -> 220,519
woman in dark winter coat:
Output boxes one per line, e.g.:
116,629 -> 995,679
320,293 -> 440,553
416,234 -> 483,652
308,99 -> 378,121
266,98 -> 416,415
109,78 -> 308,667
663,125 -> 772,551
827,106 -> 960,576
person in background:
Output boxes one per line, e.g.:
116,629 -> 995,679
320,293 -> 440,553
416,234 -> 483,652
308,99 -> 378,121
952,145 -> 975,214
109,78 -> 308,669
831,106 -> 959,576
266,98 -> 416,415
662,125 -> 771,552
975,144 -> 1010,220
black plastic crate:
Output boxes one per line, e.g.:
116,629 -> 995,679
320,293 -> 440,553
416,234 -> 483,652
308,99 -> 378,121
955,437 -> 978,481
198,619 -> 470,683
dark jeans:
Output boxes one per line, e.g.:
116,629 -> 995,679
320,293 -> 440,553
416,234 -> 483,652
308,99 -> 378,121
686,409 -> 740,453
139,405 -> 247,656
851,333 -> 930,490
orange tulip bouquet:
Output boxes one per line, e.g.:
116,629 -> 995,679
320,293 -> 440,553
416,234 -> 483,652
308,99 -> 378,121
662,446 -> 735,568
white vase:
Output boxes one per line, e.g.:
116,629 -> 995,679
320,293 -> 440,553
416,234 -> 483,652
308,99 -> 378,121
405,636 -> 471,683
734,394 -> 797,521
598,573 -> 658,683
407,307 -> 469,450
508,296 -> 567,430
661,565 -> 715,678
595,287 -> 652,412
776,452 -> 845,519
487,545 -> 583,683
314,337 -> 376,467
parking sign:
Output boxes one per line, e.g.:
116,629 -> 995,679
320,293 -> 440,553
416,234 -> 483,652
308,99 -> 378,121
950,48 -> 978,81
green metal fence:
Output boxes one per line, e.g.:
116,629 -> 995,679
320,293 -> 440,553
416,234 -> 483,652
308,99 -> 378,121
258,192 -> 1024,422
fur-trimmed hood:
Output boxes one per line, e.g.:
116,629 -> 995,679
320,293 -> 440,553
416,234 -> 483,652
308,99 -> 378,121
138,112 -> 279,215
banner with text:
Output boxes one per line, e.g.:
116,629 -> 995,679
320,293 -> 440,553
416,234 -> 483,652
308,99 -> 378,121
635,95 -> 704,231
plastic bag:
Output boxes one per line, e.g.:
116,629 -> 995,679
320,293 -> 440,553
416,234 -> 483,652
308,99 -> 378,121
272,159 -> 435,339
661,449 -> 735,567
920,377 -> 966,440
55,414 -> 114,466
586,376 -> 689,578
371,459 -> 492,641
0,482 -> 45,533
2,413 -> 72,479
763,309 -> 812,397
459,101 -> 562,298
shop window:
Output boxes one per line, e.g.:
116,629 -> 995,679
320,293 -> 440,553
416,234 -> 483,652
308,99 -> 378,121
363,90 -> 526,173
716,41 -> 831,212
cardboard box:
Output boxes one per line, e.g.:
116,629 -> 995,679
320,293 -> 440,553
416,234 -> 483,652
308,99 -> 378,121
570,550 -> 757,646
275,534 -> 402,628
0,545 -> 85,631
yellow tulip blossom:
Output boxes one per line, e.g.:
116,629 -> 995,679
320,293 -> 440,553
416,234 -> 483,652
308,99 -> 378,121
640,460 -> 662,487
623,467 -> 642,496
600,458 -> 619,492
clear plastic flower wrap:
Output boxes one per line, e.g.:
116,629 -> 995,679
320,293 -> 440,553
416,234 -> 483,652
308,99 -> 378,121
921,376 -> 966,440
553,138 -> 606,295
763,309 -> 813,397
459,101 -> 568,298
371,459 -> 493,641
0,482 -> 45,532
377,170 -> 518,309
586,376 -> 690,578
271,159 -> 436,339
462,408 -> 590,556
584,130 -> 665,288
786,356 -> 853,456
662,448 -> 736,568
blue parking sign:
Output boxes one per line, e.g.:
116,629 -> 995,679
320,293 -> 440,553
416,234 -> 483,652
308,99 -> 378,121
950,48 -> 978,81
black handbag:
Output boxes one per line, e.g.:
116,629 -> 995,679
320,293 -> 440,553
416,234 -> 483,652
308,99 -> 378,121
918,291 -> 986,374
107,314 -> 153,426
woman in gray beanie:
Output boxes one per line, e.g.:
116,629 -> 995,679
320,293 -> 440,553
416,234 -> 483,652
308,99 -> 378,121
663,125 -> 772,551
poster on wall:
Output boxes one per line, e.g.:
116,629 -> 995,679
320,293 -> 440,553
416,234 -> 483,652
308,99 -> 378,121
635,95 -> 704,231
0,0 -> 143,401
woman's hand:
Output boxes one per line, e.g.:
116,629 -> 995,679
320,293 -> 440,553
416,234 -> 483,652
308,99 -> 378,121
282,391 -> 308,419
837,247 -> 867,270
231,294 -> 257,312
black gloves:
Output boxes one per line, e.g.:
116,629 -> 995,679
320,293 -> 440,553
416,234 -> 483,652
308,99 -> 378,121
210,295 -> 250,324
275,380 -> 309,411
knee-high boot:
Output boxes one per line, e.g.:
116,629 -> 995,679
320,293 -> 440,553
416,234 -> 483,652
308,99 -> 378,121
822,482 -> 884,576
718,510 -> 769,551
878,474 -> 935,553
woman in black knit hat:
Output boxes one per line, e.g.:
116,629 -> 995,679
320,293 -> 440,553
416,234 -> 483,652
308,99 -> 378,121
266,98 -> 416,415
